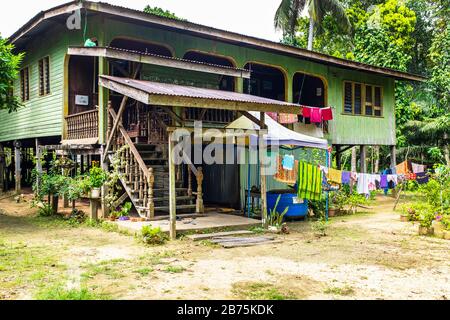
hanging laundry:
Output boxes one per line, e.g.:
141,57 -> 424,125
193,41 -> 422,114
319,165 -> 329,175
350,172 -> 358,182
298,161 -> 323,201
274,156 -> 298,184
412,163 -> 426,174
282,154 -> 295,171
368,175 -> 378,191
321,107 -> 333,121
341,171 -> 351,185
380,175 -> 388,189
416,172 -> 429,184
310,108 -> 322,123
327,168 -> 342,184
357,173 -> 370,195
278,113 -> 298,124
266,112 -> 278,122
395,161 -> 409,175
407,173 -> 417,180
302,106 -> 311,118
387,174 -> 398,185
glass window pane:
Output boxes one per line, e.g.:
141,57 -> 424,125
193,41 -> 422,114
375,87 -> 381,106
344,82 -> 352,113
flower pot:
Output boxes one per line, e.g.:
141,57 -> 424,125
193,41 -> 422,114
328,208 -> 337,217
418,226 -> 434,236
400,215 -> 409,222
90,188 -> 101,199
109,216 -> 117,222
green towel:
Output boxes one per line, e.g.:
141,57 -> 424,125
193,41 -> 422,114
297,161 -> 323,201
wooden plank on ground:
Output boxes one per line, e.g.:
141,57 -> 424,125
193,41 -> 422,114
221,240 -> 283,249
187,230 -> 254,241
210,236 -> 275,244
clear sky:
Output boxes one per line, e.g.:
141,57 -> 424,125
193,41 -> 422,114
0,0 -> 283,41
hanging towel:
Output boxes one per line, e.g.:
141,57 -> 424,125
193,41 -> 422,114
328,168 -> 342,184
266,112 -> 278,122
298,161 -> 323,201
357,173 -> 370,195
341,171 -> 351,185
412,163 -> 425,174
282,154 -> 295,171
321,107 -> 333,121
302,107 -> 311,118
274,156 -> 298,184
310,108 -> 322,123
407,173 -> 417,180
279,113 -> 298,124
380,175 -> 388,189
368,175 -> 377,191
350,172 -> 358,181
395,161 -> 409,175
416,172 -> 429,184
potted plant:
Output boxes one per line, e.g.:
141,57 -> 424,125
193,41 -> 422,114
330,191 -> 347,217
109,211 -> 118,222
88,167 -> 107,199
418,210 -> 435,236
266,195 -> 288,233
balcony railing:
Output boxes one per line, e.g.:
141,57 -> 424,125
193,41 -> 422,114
65,109 -> 99,140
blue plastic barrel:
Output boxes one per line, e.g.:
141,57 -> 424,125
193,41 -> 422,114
267,190 -> 308,219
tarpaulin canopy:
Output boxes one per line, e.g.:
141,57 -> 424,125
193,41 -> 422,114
227,111 -> 329,150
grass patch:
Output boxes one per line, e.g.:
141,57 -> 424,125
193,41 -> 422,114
133,267 -> 154,276
35,285 -> 108,300
232,281 -> 297,300
164,265 -> 186,273
324,285 -> 355,296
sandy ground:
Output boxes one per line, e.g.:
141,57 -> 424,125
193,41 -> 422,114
0,192 -> 449,300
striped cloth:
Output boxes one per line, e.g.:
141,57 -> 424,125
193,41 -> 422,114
297,161 -> 323,201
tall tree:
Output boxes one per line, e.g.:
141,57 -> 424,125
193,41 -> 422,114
274,0 -> 351,50
0,36 -> 23,113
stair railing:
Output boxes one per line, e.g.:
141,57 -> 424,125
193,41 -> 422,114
108,107 -> 155,218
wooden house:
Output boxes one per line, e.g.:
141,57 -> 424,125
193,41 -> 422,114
0,1 -> 424,228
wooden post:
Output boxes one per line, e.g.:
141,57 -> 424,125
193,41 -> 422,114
14,141 -> 21,194
351,146 -> 357,172
89,198 -> 100,221
168,132 -> 177,240
196,167 -> 204,214
360,145 -> 367,173
0,143 -> 5,193
335,145 -> 342,170
101,146 -> 110,218
390,145 -> 397,169
259,112 -> 268,228
147,168 -> 155,218
35,140 -> 43,195
187,167 -> 193,197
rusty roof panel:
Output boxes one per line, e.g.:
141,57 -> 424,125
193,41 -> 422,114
100,75 -> 300,107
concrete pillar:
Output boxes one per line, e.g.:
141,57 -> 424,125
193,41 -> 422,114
14,141 -> 21,194
360,145 -> 367,173
390,145 -> 397,169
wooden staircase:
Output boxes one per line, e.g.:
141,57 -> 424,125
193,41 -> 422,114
108,107 -> 204,219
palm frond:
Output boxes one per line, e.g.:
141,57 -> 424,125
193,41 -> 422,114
274,0 -> 307,35
320,0 -> 351,32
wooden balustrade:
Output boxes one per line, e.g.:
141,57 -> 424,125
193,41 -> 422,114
65,109 -> 99,140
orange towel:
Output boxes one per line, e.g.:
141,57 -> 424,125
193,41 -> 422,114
395,161 -> 409,175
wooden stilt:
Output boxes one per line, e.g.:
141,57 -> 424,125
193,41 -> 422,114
351,146 -> 357,172
0,143 -> 5,193
147,168 -> 155,218
14,141 -> 21,194
335,145 -> 342,170
35,139 -> 42,196
259,112 -> 268,228
101,146 -> 110,218
360,145 -> 367,173
196,167 -> 204,214
168,132 -> 177,240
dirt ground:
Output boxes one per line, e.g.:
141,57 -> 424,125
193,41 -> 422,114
0,192 -> 449,300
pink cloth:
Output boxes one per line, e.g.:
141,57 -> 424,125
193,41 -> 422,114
321,107 -> 333,121
266,112 -> 278,122
310,108 -> 322,123
302,107 -> 311,118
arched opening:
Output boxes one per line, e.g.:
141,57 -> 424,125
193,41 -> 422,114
243,63 -> 286,101
292,72 -> 326,108
183,51 -> 235,91
110,37 -> 173,57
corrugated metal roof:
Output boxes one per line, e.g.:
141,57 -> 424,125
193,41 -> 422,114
101,75 -> 300,107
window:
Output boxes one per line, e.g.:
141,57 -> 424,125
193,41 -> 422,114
20,67 -> 30,102
343,81 -> 383,116
39,57 -> 50,96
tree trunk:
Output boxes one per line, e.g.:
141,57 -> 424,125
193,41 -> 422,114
444,133 -> 450,166
307,17 -> 314,51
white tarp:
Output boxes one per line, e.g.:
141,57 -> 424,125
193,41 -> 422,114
227,111 -> 329,150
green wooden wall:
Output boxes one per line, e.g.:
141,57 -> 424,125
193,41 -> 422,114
1,13 -> 397,147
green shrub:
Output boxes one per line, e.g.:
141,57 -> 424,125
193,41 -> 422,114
347,193 -> 368,214
311,218 -> 328,237
267,195 -> 288,228
37,202 -> 54,217
419,210 -> 435,228
88,167 -> 107,189
141,225 -> 168,245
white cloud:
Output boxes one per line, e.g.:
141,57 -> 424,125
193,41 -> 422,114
0,0 -> 283,41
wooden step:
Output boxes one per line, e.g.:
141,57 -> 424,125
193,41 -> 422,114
153,195 -> 194,202
187,230 -> 255,241
154,204 -> 197,212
